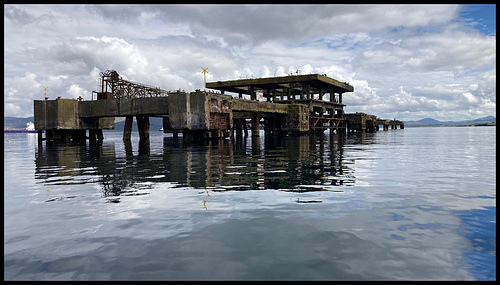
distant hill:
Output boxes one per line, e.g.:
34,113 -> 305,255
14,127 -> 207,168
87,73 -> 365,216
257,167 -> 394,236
405,116 -> 496,127
4,116 -> 35,129
471,115 -> 496,122
415,118 -> 442,125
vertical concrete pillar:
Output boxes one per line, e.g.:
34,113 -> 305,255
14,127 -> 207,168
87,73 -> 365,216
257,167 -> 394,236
243,119 -> 248,137
252,113 -> 260,137
96,129 -> 104,141
339,92 -> 343,104
89,129 -> 96,141
137,115 -> 150,140
250,86 -> 256,100
123,115 -> 133,141
235,119 -> 243,138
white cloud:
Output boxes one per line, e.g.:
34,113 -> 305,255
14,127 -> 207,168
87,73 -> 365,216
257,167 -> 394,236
4,103 -> 23,117
3,4 -> 496,121
67,84 -> 85,99
462,92 -> 478,104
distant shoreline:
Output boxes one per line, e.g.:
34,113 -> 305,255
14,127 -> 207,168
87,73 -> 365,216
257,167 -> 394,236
405,122 -> 496,127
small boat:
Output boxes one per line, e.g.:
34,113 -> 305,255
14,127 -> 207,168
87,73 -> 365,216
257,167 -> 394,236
4,121 -> 40,133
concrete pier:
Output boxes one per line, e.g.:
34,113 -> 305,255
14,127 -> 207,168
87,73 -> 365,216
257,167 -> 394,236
33,71 -> 402,143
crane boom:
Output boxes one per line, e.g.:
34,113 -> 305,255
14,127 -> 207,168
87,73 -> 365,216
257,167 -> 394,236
97,70 -> 168,99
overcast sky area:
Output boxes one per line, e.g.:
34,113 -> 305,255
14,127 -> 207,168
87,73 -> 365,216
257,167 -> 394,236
4,4 -> 496,121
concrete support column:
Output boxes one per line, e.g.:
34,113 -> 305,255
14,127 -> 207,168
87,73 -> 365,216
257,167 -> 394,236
251,113 -> 260,137
234,118 -> 243,138
286,87 -> 291,100
137,115 -> 150,140
90,129 -> 103,142
96,129 -> 104,141
243,119 -> 248,137
250,86 -> 256,100
123,115 -> 133,141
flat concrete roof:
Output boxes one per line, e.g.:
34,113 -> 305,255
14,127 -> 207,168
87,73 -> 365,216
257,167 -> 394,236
206,74 -> 354,96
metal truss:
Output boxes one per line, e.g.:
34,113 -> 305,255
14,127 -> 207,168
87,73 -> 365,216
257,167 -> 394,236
98,70 -> 168,99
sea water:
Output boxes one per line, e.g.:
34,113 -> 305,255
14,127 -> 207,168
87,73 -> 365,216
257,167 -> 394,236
4,126 -> 496,280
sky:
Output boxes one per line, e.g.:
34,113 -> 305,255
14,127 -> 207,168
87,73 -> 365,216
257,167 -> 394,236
3,4 -> 496,121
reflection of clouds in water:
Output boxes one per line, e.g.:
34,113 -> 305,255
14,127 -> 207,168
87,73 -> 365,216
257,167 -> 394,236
16,127 -> 494,280
4,214 -> 473,280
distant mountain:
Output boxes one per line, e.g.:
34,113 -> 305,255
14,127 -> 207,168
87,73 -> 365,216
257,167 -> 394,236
416,118 -> 442,125
472,115 -> 496,122
4,116 -> 35,129
405,116 -> 496,127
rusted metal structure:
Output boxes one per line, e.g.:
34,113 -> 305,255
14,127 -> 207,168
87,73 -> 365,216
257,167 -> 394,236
33,70 -> 401,143
93,70 -> 168,100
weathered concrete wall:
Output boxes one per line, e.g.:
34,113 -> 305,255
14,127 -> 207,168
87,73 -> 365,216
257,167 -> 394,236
189,91 -> 209,130
167,92 -> 190,130
207,93 -> 233,130
166,91 -> 234,131
78,97 -> 169,117
282,104 -> 309,133
78,100 -> 119,117
345,112 -> 378,132
232,98 -> 288,114
34,99 -> 79,130
79,117 -> 115,130
35,99 -> 114,130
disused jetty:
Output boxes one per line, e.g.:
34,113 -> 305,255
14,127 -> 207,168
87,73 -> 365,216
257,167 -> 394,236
345,112 -> 404,132
33,70 -> 401,142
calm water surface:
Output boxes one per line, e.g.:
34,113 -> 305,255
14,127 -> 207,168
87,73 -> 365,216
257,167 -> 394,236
4,127 -> 496,280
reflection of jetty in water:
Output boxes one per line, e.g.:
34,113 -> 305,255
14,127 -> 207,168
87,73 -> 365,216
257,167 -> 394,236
34,132 -> 377,202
